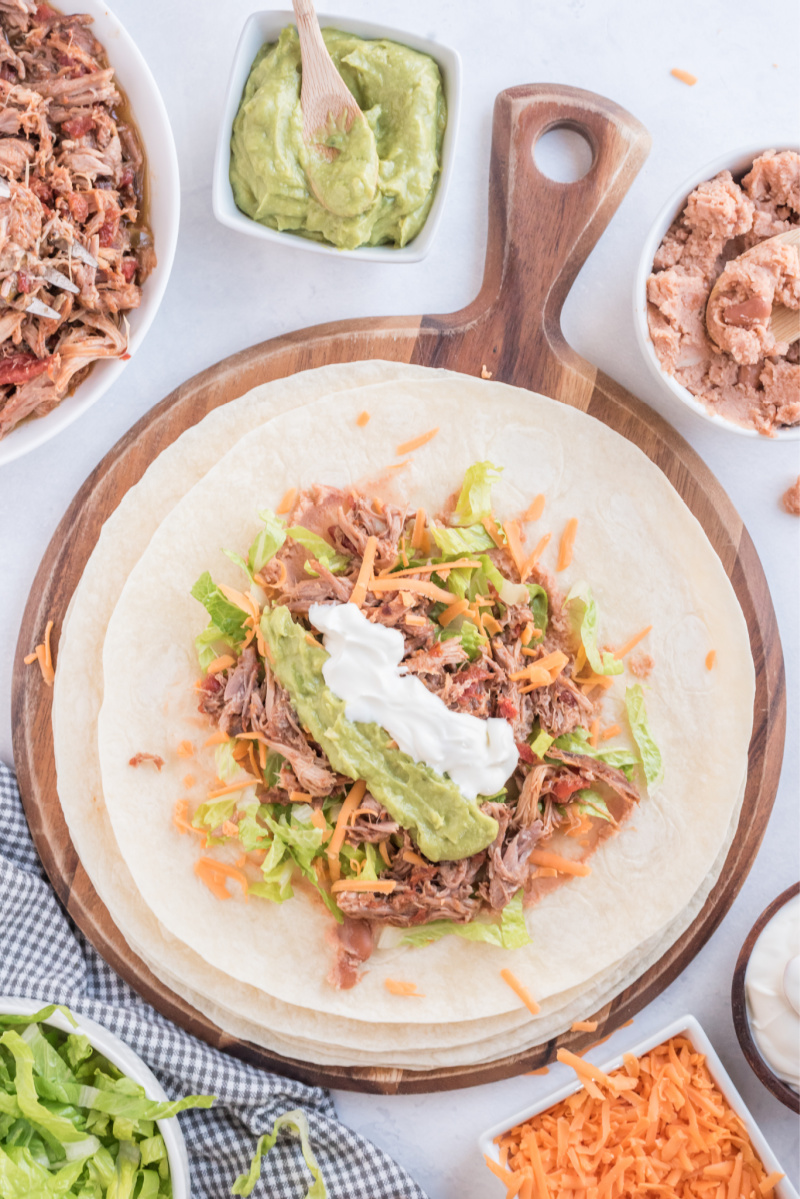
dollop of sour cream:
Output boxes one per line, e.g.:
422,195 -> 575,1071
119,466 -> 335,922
308,602 -> 518,800
745,893 -> 800,1092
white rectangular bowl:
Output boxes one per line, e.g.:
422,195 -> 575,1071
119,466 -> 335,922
212,10 -> 461,262
479,1015 -> 799,1198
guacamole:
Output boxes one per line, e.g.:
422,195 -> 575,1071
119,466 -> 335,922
261,605 -> 498,861
230,26 -> 447,251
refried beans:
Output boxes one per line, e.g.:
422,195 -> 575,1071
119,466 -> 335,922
647,150 -> 800,436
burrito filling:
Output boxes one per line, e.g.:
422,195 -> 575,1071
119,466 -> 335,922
190,463 -> 662,989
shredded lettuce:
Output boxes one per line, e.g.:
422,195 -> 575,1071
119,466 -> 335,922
438,619 -> 484,661
191,572 -> 248,641
194,622 -> 236,672
625,684 -> 664,786
192,796 -> 236,834
576,790 -> 614,823
0,1008 -> 213,1198
232,1110 -> 327,1198
527,584 -> 548,638
400,890 -> 531,950
431,523 -> 496,557
565,582 -> 623,677
286,526 -> 350,575
552,728 -> 638,773
250,508 -> 287,574
452,461 -> 502,526
214,740 -> 239,783
530,728 -> 554,758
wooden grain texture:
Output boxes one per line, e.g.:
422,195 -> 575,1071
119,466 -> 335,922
731,884 -> 800,1114
12,85 -> 786,1094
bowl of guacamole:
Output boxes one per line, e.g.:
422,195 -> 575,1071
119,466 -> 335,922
213,11 -> 461,260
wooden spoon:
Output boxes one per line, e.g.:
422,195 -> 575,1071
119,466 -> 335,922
707,227 -> 800,348
292,0 -> 379,219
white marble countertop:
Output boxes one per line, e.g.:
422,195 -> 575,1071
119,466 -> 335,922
0,0 -> 798,1193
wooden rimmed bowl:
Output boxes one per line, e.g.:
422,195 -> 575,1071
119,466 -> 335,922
732,882 -> 800,1113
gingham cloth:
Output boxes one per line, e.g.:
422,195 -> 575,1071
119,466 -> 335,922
0,760 -> 428,1198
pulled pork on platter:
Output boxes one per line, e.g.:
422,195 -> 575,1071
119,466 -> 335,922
188,464 -> 662,989
0,0 -> 154,440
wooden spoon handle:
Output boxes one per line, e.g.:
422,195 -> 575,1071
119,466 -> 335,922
428,85 -> 651,391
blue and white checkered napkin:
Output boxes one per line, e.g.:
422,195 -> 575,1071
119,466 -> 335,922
0,759 -> 428,1199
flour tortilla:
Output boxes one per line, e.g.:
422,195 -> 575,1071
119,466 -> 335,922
94,376 -> 754,1028
53,360 -> 549,1054
53,365 -> 746,1066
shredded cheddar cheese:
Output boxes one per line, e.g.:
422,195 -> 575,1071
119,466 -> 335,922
331,879 -> 397,894
396,427 -> 439,456
194,857 -> 248,901
206,779 -> 258,799
706,649 -> 717,671
491,1036 -> 782,1199
557,517 -> 578,572
481,514 -> 506,549
524,494 -> 546,522
384,978 -> 424,997
350,535 -> 378,608
600,723 -> 621,741
571,1019 -> 599,1033
203,729 -> 230,747
615,624 -> 653,659
206,654 -> 236,675
387,558 -> 481,579
402,849 -> 427,867
176,740 -> 194,758
217,582 -> 253,614
439,597 -> 469,628
276,487 -> 297,515
500,969 -> 540,1015
368,576 -> 454,604
520,533 -> 552,582
327,779 -> 366,882
671,67 -> 698,85
410,507 -> 430,556
26,619 -> 55,686
504,520 -> 527,580
528,850 -> 591,877
356,410 -> 370,427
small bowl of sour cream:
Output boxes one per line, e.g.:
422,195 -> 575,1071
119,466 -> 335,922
732,883 -> 800,1113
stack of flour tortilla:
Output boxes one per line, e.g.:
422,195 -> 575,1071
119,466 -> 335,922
52,362 -> 754,1070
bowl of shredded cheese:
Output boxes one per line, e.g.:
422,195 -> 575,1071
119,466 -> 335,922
479,1015 -> 798,1199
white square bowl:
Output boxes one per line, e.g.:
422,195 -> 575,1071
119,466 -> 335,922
478,1015 -> 799,1199
211,10 -> 461,262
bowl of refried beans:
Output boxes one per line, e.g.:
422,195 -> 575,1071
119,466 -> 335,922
635,145 -> 800,439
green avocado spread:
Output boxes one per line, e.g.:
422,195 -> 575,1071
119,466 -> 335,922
260,605 -> 498,862
230,26 -> 447,251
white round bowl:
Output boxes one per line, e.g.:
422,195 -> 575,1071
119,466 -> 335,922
633,142 -> 800,441
0,0 -> 180,467
0,996 -> 191,1198
212,10 -> 461,263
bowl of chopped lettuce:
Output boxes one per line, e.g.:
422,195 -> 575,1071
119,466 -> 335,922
0,999 -> 213,1199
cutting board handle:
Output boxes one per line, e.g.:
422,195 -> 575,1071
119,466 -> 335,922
429,84 -> 651,392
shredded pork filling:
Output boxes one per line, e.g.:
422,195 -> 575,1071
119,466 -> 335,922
196,484 -> 640,987
0,2 -> 153,439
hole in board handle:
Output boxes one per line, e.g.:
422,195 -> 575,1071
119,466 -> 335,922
533,125 -> 594,183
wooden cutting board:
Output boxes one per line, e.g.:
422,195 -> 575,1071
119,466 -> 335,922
12,85 -> 786,1095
